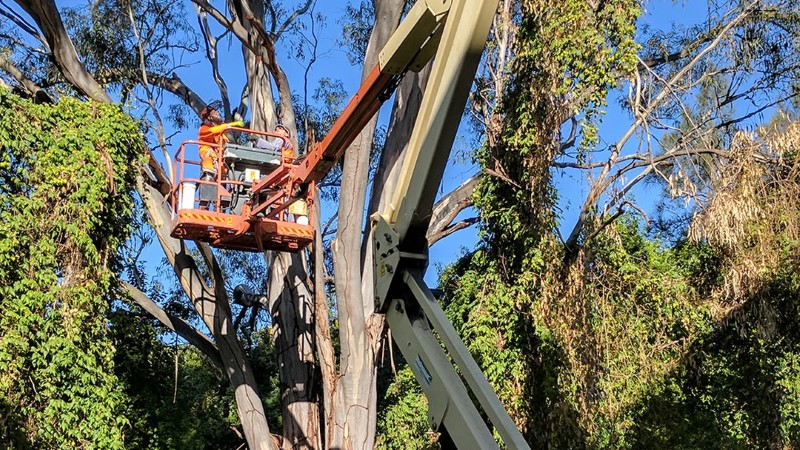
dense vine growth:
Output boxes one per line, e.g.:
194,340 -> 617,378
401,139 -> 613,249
0,89 -> 141,447
379,1 -> 800,448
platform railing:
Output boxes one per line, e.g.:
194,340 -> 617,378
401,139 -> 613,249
170,129 -> 311,227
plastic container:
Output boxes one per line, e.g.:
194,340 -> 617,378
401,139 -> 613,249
179,182 -> 197,210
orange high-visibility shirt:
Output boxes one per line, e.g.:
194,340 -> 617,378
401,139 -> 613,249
198,123 -> 231,172
281,139 -> 295,163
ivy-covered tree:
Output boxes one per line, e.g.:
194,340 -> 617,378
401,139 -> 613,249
378,0 -> 800,447
0,89 -> 141,448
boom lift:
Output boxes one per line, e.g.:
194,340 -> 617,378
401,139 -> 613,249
170,0 -> 530,447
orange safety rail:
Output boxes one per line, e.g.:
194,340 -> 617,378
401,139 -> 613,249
169,129 -> 315,252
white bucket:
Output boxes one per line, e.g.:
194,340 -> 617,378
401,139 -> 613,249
179,182 -> 197,210
296,215 -> 309,225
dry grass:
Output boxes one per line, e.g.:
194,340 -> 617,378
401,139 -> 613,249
690,121 -> 800,313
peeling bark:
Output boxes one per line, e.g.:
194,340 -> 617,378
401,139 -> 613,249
330,1 -> 406,448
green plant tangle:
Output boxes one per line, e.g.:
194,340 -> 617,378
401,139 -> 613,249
380,0 -> 800,448
474,0 -> 640,270
0,88 -> 143,448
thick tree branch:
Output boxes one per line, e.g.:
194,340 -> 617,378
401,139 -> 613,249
0,53 -> 51,101
123,282 -> 223,371
93,70 -> 205,118
245,15 -> 297,137
426,175 -> 480,246
14,0 -> 111,103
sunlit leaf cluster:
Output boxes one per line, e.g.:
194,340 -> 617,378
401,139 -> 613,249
0,88 -> 141,447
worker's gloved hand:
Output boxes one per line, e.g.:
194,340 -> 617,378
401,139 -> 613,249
229,120 -> 245,128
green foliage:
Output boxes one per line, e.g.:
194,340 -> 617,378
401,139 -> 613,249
338,1 -> 374,67
0,88 -> 142,448
109,310 -> 250,449
474,0 -> 641,270
629,262 -> 800,449
63,1 -> 198,94
376,367 -> 438,450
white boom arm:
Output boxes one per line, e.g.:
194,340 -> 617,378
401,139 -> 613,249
369,0 -> 531,448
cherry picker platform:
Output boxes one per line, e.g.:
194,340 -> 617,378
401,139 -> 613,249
169,128 -> 315,252
169,56 -> 402,252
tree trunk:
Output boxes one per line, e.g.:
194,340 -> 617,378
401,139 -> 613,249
137,178 -> 275,450
236,0 -> 278,131
267,252 -> 322,450
329,1 -> 405,448
226,2 -> 322,445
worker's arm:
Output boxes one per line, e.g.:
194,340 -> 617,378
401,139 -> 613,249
200,121 -> 245,140
254,137 -> 285,152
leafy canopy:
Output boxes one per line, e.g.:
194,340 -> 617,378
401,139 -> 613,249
0,88 -> 142,448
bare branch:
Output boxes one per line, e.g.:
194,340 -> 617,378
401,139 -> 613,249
302,1 -> 320,139
618,2 -> 758,151
127,2 -> 173,183
0,0 -> 47,48
427,175 -> 480,245
274,0 -> 313,39
195,4 -> 231,115
564,0 -> 760,251
123,282 -> 223,371
0,32 -> 48,56
427,217 -> 479,247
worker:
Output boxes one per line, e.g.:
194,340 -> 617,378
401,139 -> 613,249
262,124 -> 306,223
198,105 -> 244,181
274,124 -> 294,163
253,124 -> 295,163
271,125 -> 307,223
197,105 -> 243,210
